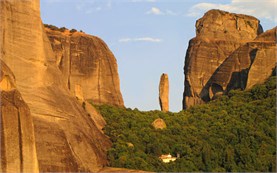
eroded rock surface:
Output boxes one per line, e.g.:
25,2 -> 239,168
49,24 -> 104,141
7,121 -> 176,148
183,9 -> 263,109
159,73 -> 169,112
45,28 -> 124,107
0,60 -> 39,172
0,0 -> 111,172
203,27 -> 276,100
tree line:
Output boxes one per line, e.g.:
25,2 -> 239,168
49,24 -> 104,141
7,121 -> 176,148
95,75 -> 276,172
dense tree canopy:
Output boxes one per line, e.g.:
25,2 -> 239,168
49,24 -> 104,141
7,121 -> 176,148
95,76 -> 276,172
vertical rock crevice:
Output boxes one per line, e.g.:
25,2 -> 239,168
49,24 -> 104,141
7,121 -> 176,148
17,111 -> 23,172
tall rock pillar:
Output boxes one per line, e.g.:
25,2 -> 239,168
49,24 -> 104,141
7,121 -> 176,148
159,73 -> 169,112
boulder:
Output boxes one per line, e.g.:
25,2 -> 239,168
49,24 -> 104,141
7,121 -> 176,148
152,118 -> 167,129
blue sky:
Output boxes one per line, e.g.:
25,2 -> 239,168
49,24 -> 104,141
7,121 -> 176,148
41,0 -> 276,112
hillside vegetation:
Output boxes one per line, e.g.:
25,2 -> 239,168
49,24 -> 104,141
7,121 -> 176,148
96,76 -> 276,172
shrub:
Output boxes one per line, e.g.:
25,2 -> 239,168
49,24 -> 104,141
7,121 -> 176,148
70,29 -> 77,33
58,27 -> 66,32
44,24 -> 59,31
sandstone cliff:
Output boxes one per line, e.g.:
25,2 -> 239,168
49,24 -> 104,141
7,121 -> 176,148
159,73 -> 169,112
183,9 -> 264,109
45,27 -> 124,107
0,0 -> 111,172
203,27 -> 276,100
0,60 -> 39,172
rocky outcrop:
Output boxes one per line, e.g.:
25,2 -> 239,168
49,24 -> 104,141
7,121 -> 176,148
83,101 -> 107,131
152,118 -> 167,129
203,27 -> 276,100
159,73 -> 169,112
183,9 -> 263,109
45,27 -> 124,107
0,0 -> 111,172
0,60 -> 39,172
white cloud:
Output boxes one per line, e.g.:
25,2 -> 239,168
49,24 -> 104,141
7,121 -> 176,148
188,0 -> 277,23
135,37 -> 162,42
146,7 -> 163,15
119,37 -> 162,43
146,7 -> 178,16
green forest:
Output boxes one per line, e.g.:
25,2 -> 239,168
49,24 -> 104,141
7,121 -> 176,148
95,76 -> 276,172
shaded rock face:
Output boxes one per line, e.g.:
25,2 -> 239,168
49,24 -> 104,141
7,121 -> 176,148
152,118 -> 167,130
159,73 -> 169,112
0,0 -> 111,172
45,28 -> 124,107
183,9 -> 263,109
203,27 -> 276,100
0,60 -> 39,172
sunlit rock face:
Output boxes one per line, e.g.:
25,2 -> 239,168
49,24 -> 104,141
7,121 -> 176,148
0,0 -> 111,172
45,28 -> 124,107
204,27 -> 276,100
183,9 -> 264,109
159,73 -> 169,112
0,60 -> 39,173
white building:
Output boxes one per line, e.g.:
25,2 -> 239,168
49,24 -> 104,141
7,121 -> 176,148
159,154 -> 177,163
